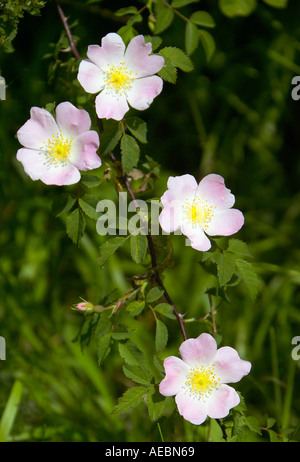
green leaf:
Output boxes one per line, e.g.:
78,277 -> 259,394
98,236 -> 128,267
157,55 -> 177,83
219,0 -> 257,17
114,6 -> 138,16
147,385 -> 166,421
100,120 -> 123,156
198,29 -> 216,60
118,341 -> 145,367
52,193 -> 76,217
130,233 -> 148,264
245,416 -> 262,435
80,174 -> 102,188
112,386 -> 147,415
262,0 -> 287,8
121,134 -> 140,174
227,239 -> 252,258
79,196 -> 99,221
154,4 -> 174,34
154,303 -> 176,320
185,21 -> 200,56
190,11 -> 216,28
97,333 -> 111,365
159,46 -> 194,72
66,208 -> 86,245
123,365 -> 153,386
126,300 -> 146,317
0,381 -> 23,443
146,287 -> 164,303
125,116 -> 148,143
235,258 -> 261,301
172,0 -> 199,7
217,251 -> 236,287
155,319 -> 168,352
144,35 -> 163,51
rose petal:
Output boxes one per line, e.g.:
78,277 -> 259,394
124,35 -> 164,78
127,76 -> 163,111
166,174 -> 198,200
77,59 -> 106,94
180,223 -> 212,252
175,391 -> 208,425
206,384 -> 240,419
70,130 -> 101,171
17,107 -> 58,150
159,356 -> 189,397
56,102 -> 91,138
87,33 -> 125,70
196,174 -> 235,209
179,334 -> 217,367
16,148 -> 48,180
40,161 -> 80,186
205,209 -> 244,236
214,346 -> 252,383
95,90 -> 129,120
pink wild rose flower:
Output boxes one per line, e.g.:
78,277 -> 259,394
17,102 -> 101,186
77,33 -> 165,121
159,333 -> 251,425
159,174 -> 244,251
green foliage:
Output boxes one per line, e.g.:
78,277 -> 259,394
1,0 -> 300,444
0,0 -> 46,52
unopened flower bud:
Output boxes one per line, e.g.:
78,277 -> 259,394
73,301 -> 94,314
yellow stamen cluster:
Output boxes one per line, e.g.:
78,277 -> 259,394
42,131 -> 73,166
184,196 -> 216,229
183,364 -> 220,400
104,62 -> 136,95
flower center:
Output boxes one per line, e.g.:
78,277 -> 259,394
184,197 -> 216,229
183,364 -> 220,400
42,131 -> 73,166
104,62 -> 136,95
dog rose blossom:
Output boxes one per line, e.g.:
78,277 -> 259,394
159,333 -> 251,425
159,174 -> 244,251
17,102 -> 101,186
77,33 -> 165,121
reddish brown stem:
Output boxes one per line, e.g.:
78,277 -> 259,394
109,151 -> 187,341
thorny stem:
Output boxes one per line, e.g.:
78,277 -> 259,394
54,0 -> 81,60
108,151 -> 188,341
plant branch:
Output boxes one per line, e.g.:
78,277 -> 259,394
54,0 -> 81,60
108,151 -> 187,341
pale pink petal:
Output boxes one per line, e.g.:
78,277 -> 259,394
206,384 -> 240,419
16,148 -> 48,180
214,346 -> 252,383
70,130 -> 101,171
17,107 -> 58,150
127,76 -> 163,111
56,102 -> 91,138
124,35 -> 164,77
175,392 -> 208,425
159,356 -> 189,397
205,209 -> 244,236
95,90 -> 129,120
196,174 -> 235,209
40,162 -> 80,186
179,334 -> 217,367
166,175 -> 198,201
87,33 -> 125,70
77,59 -> 106,94
181,223 -> 212,252
159,198 -> 182,233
